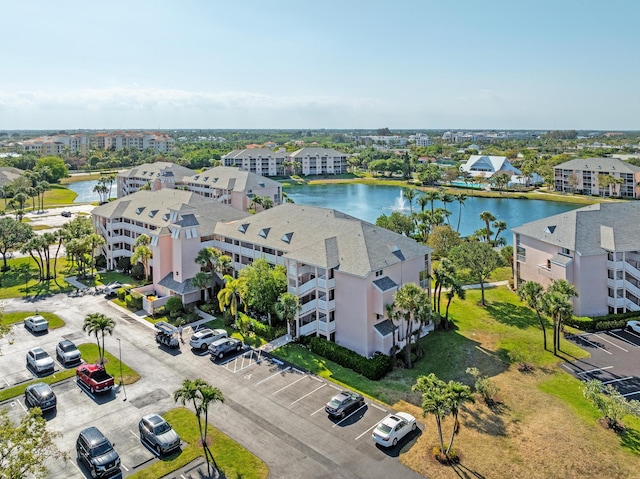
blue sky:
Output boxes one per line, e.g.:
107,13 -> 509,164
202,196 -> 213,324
2,1 -> 639,130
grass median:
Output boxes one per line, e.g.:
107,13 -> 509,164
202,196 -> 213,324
3,311 -> 65,329
128,407 -> 268,479
0,343 -> 140,402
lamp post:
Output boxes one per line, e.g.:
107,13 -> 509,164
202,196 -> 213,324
116,338 -> 127,402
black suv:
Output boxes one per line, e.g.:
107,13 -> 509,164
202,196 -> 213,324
76,427 -> 121,478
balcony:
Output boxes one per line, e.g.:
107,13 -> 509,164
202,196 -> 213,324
318,319 -> 336,334
297,278 -> 317,295
299,321 -> 317,336
607,278 -> 624,289
608,260 -> 624,270
537,265 -> 552,277
317,277 -> 335,289
608,297 -> 625,308
300,300 -> 317,315
517,254 -> 526,263
317,299 -> 336,311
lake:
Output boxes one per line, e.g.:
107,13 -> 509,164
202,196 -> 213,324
284,183 -> 580,244
68,180 -> 117,203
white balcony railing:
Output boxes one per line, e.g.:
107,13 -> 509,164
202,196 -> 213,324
607,278 -> 624,289
318,320 -> 336,333
299,321 -> 317,336
297,278 -> 317,296
300,300 -> 317,315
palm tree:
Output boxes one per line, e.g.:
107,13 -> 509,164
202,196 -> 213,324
82,313 -> 115,365
444,279 -> 465,323
416,193 -> 429,213
217,274 -> 247,326
274,292 -> 301,338
479,211 -> 496,243
544,280 -> 578,354
173,379 -> 224,477
192,271 -> 211,302
492,220 -> 507,246
394,283 -> 429,369
195,246 -> 224,298
132,234 -> 152,281
401,187 -> 417,215
445,381 -> 474,455
384,302 -> 399,359
423,190 -> 441,216
261,196 -> 275,210
85,233 -> 106,278
412,373 -> 451,456
518,281 -> 548,351
440,193 -> 455,225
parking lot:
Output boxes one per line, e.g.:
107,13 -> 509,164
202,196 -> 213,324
214,349 -> 422,454
563,327 -> 640,399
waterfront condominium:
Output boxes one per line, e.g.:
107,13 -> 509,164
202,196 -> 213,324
553,157 -> 640,198
513,201 -> 640,317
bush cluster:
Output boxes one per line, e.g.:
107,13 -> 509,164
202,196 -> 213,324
248,319 -> 286,341
566,311 -> 637,332
303,336 -> 393,380
125,291 -> 143,311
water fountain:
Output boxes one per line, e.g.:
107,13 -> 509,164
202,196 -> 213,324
394,189 -> 407,211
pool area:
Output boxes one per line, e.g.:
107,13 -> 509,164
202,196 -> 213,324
448,180 -> 484,189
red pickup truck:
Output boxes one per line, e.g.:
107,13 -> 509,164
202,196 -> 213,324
76,364 -> 115,394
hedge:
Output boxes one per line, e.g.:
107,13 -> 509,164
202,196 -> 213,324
303,336 -> 393,380
566,312 -> 637,332
248,319 -> 286,341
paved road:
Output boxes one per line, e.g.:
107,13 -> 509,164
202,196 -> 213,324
0,294 -> 424,479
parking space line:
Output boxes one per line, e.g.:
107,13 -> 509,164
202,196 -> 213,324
311,406 -> 326,416
369,402 -> 387,412
272,375 -> 308,395
608,331 -> 639,348
561,364 -> 575,373
121,463 -> 129,472
255,366 -> 291,386
355,423 -> 378,441
602,377 -> 633,385
16,399 -> 27,412
70,460 -> 83,474
576,366 -> 613,375
129,429 -> 139,439
291,384 -> 326,405
576,335 -> 612,354
332,403 -> 367,427
622,390 -> 640,397
309,375 -> 323,383
327,383 -> 343,391
594,334 -> 628,352
625,329 -> 640,340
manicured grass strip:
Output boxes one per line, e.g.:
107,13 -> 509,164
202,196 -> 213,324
3,311 -> 65,329
129,408 -> 268,479
0,343 -> 139,402
42,184 -> 78,206
79,343 -> 141,385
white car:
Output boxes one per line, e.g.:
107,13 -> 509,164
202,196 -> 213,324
26,347 -> 55,375
189,328 -> 228,351
24,315 -> 49,333
372,412 -> 417,447
626,320 -> 640,334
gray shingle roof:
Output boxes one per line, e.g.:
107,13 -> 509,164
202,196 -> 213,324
214,203 -> 432,277
118,162 -> 195,180
513,202 -> 640,255
222,148 -> 288,160
182,166 -> 280,192
289,147 -> 347,159
373,319 -> 397,337
157,273 -> 199,294
554,157 -> 640,174
0,167 -> 24,188
92,188 -> 246,236
373,276 -> 398,292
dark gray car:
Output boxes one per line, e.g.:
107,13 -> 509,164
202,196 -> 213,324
24,382 -> 57,412
138,414 -> 181,455
56,339 -> 82,366
208,337 -> 243,359
325,391 -> 365,419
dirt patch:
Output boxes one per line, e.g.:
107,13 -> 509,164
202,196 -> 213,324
397,367 -> 638,479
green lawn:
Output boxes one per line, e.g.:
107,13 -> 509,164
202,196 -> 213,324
42,184 -> 78,206
0,257 -> 73,299
3,311 -> 65,329
0,343 -> 139,402
77,271 -> 143,288
129,408 -> 268,479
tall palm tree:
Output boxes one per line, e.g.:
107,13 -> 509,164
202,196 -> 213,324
416,193 -> 429,213
132,234 -> 152,281
85,233 -> 106,278
518,281 -> 547,351
401,187 -> 417,215
82,313 -> 116,365
492,220 -> 507,246
440,193 -> 455,225
274,292 -> 301,338
192,271 -> 211,302
384,302 -> 399,359
445,381 -> 474,454
544,280 -> 578,354
394,283 -> 429,369
412,373 -> 451,455
261,196 -> 275,210
173,379 -> 224,477
423,190 -> 441,216
195,246 -> 223,296
479,211 -> 496,243
217,274 -> 247,326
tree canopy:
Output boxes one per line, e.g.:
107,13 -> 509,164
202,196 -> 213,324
34,156 -> 68,183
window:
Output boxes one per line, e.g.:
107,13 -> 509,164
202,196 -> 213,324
375,270 -> 383,277
561,247 -> 570,255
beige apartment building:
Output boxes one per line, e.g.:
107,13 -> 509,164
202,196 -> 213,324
513,202 -> 640,316
92,191 -> 432,357
116,162 -> 196,197
222,147 -> 349,176
553,157 -> 640,198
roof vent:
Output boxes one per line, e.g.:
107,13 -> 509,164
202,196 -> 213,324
148,210 -> 158,218
544,225 -> 556,234
281,232 -> 294,244
162,213 -> 170,221
136,207 -> 145,215
238,223 -> 249,234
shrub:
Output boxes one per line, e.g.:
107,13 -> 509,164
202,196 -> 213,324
95,254 -> 107,269
199,303 -> 216,314
305,336 -> 393,380
116,287 -> 127,301
131,263 -> 145,280
466,367 -> 500,405
248,319 -> 286,341
117,256 -> 131,273
165,296 -> 183,315
127,291 -> 143,311
566,312 -> 639,332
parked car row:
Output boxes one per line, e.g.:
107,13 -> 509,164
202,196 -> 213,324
26,340 -> 82,376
